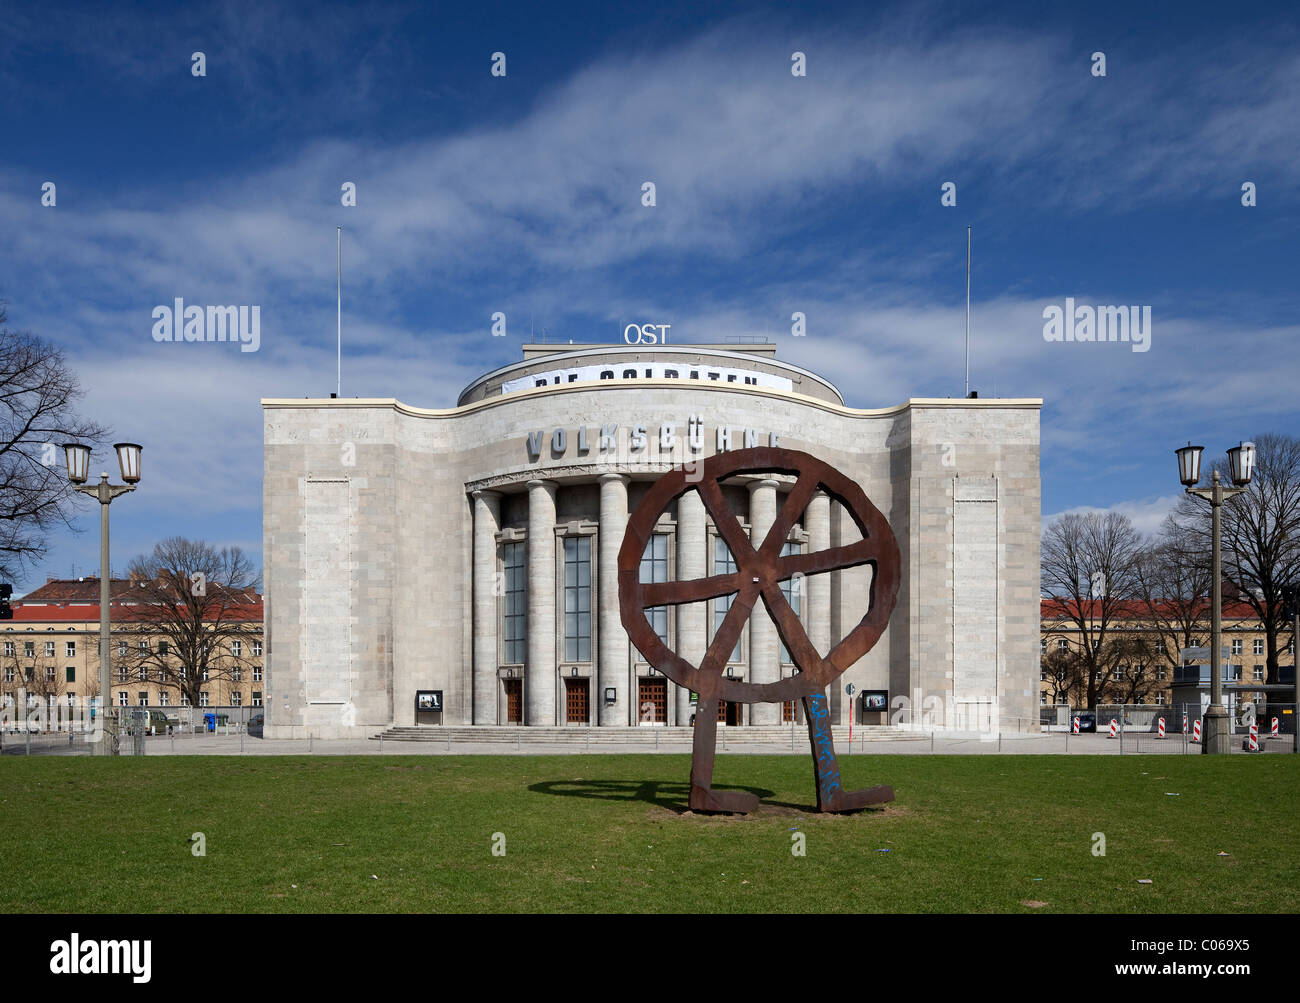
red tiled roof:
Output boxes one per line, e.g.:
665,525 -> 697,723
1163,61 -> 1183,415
8,598 -> 262,624
1042,597 -> 1258,620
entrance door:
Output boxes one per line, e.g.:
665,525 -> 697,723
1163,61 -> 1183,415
716,700 -> 742,726
503,679 -> 523,725
638,678 -> 667,724
564,678 -> 589,725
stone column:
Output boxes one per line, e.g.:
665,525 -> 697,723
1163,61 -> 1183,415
805,491 -> 832,726
748,478 -> 780,725
526,479 -> 557,727
676,488 -> 707,725
598,474 -> 629,726
471,490 -> 501,725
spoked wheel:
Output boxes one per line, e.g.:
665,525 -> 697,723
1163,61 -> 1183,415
618,447 -> 901,813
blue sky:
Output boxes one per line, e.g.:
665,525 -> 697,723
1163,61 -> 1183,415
2,0 -> 1297,592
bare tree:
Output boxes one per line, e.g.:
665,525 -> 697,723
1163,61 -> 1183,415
1041,511 -> 1146,710
1133,514 -> 1212,675
115,538 -> 261,708
1107,634 -> 1164,705
0,301 -> 110,581
1172,433 -> 1300,720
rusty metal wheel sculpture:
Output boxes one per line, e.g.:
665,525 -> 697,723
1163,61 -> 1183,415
618,447 -> 901,814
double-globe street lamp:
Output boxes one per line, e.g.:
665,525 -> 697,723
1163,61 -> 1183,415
1175,440 -> 1255,755
62,442 -> 142,756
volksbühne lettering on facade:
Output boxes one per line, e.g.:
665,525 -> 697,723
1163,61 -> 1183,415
526,420 -> 780,461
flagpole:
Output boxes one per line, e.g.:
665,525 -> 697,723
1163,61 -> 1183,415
965,225 -> 971,398
337,226 -> 342,398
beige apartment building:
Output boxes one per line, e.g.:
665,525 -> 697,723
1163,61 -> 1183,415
2,577 -> 264,719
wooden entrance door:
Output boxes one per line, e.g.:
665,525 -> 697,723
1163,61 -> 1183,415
638,678 -> 667,724
564,678 -> 589,724
717,700 -> 742,725
503,679 -> 523,725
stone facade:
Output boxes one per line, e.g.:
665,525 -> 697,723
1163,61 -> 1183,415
262,343 -> 1041,738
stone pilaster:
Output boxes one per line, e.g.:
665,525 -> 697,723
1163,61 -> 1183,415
471,489 -> 501,725
526,479 -> 558,726
597,473 -> 629,725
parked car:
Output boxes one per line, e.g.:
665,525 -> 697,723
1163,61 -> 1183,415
125,709 -> 177,735
1074,711 -> 1097,733
247,713 -> 264,738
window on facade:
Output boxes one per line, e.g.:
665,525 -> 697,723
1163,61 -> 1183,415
232,666 -> 242,682
252,640 -> 262,657
1156,692 -> 1166,705
777,542 -> 802,663
65,641 -> 75,658
199,692 -> 209,707
23,641 -> 34,657
201,667 -> 208,682
3,666 -> 12,683
181,692 -> 190,706
158,641 -> 168,656
66,666 -> 75,683
253,665 -> 262,682
252,691 -> 262,707
1253,638 -> 1264,655
1157,667 -> 1166,680
712,537 -> 742,662
139,640 -> 148,653
138,665 -> 148,682
1040,639 -> 1047,654
640,533 -> 670,645
118,666 -> 128,682
1254,664 -> 1264,681
45,666 -> 55,682
502,541 -> 526,664
117,691 -> 128,707
1231,639 -> 1242,655
3,641 -> 11,657
159,691 -> 169,707
1057,639 -> 1068,651
231,691 -> 242,706
563,536 -> 592,662
45,641 -> 55,658
118,641 -> 127,657
137,691 -> 148,707
1040,692 -> 1047,705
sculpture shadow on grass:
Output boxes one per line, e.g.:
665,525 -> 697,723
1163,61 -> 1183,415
528,778 -> 800,814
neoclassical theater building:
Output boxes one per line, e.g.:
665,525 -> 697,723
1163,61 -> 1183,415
262,341 -> 1041,738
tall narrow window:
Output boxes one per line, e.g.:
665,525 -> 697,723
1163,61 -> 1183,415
640,533 -> 670,645
564,536 -> 592,662
778,542 -> 802,664
502,541 -> 526,663
712,537 -> 741,662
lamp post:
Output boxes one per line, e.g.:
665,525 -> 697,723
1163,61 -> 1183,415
1175,440 -> 1254,755
63,442 -> 142,756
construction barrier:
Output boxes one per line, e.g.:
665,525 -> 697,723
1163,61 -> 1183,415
1108,719 -> 1118,739
1272,717 -> 1280,738
1182,712 -> 1188,734
1072,716 -> 1080,735
1247,723 -> 1259,752
1157,717 -> 1166,739
1191,719 -> 1202,743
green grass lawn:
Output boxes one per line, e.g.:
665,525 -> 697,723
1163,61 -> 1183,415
1,754 -> 1296,913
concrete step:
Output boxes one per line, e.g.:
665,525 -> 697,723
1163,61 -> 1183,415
371,725 -> 926,743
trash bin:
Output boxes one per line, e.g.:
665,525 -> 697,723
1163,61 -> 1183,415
204,712 -> 216,732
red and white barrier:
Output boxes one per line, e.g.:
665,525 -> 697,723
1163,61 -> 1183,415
1157,717 -> 1166,739
1182,712 -> 1188,734
1072,716 -> 1080,734
1192,719 -> 1202,743
1248,723 -> 1259,752
1108,719 -> 1118,739
1271,717 -> 1280,738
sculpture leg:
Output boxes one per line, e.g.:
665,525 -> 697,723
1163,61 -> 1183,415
689,697 -> 759,814
802,689 -> 893,812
